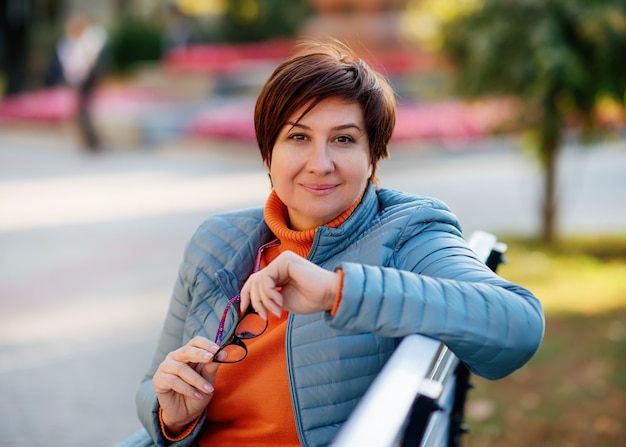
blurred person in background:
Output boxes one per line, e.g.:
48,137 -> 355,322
121,39 -> 544,447
56,11 -> 108,152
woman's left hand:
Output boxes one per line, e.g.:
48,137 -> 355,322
239,251 -> 340,319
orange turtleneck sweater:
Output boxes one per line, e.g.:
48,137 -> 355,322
163,190 -> 360,446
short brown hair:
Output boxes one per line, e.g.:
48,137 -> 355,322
254,40 -> 396,183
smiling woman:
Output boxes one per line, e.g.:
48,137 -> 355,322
122,39 -> 545,447
268,98 -> 372,230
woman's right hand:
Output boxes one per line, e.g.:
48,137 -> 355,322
152,336 -> 223,435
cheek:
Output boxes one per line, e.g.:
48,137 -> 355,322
352,152 -> 372,179
268,151 -> 296,186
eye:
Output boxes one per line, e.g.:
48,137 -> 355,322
288,133 -> 308,142
335,135 -> 356,144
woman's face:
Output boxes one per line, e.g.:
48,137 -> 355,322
269,97 -> 372,230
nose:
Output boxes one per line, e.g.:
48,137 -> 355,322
307,141 -> 334,174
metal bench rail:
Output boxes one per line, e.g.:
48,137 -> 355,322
332,231 -> 508,447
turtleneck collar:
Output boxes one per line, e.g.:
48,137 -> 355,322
263,189 -> 363,259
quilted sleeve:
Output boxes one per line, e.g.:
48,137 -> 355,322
328,208 -> 544,380
133,209 -> 264,445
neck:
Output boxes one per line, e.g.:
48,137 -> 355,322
263,189 -> 364,258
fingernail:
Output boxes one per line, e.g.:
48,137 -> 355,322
194,391 -> 204,399
203,352 -> 213,361
203,383 -> 213,393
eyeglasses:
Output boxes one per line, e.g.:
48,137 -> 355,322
213,238 -> 281,364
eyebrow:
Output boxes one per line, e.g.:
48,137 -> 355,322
285,121 -> 363,132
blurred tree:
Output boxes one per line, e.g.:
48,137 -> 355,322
219,0 -> 313,42
0,0 -> 32,96
441,0 -> 626,243
402,0 -> 482,51
113,0 -> 139,17
108,16 -> 162,73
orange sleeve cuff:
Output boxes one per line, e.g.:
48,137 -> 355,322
330,269 -> 344,316
158,406 -> 201,442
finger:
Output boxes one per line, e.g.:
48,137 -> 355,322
249,276 -> 273,320
160,344 -> 218,392
172,338 -> 219,365
159,372 -> 210,400
188,335 -> 220,354
250,297 -> 269,321
154,361 -> 213,399
170,346 -> 216,370
169,358 -> 215,396
262,288 -> 284,318
198,356 -> 222,382
242,272 -> 270,320
239,279 -> 252,314
257,268 -> 285,317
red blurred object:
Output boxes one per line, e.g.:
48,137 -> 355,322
163,40 -> 295,74
186,99 -> 256,142
0,85 -> 518,144
0,87 -> 76,122
162,41 -> 440,77
393,99 -> 518,141
185,98 -> 518,143
0,86 -> 174,124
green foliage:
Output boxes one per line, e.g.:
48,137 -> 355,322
441,0 -> 626,242
108,17 -> 163,73
443,0 -> 626,125
218,0 -> 313,42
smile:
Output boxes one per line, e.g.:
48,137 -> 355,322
301,183 -> 338,195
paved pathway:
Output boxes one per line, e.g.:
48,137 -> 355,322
0,128 -> 624,446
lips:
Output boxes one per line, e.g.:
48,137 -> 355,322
300,183 -> 337,195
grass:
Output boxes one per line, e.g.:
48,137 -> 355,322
463,236 -> 626,447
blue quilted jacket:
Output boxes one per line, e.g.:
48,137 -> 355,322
135,184 -> 544,447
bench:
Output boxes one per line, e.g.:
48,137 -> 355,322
332,231 -> 508,447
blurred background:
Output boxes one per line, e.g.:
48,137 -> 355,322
1,0 -> 625,446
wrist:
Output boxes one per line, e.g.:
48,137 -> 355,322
159,407 -> 201,440
329,269 -> 344,316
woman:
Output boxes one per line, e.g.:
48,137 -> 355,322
133,40 -> 544,447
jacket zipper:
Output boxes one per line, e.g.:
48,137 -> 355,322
285,312 -> 307,446
214,268 -> 241,343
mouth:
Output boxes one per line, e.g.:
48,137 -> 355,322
300,183 -> 338,195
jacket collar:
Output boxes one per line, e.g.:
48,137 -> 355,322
215,182 -> 379,294
309,182 -> 380,263
214,219 -> 275,299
